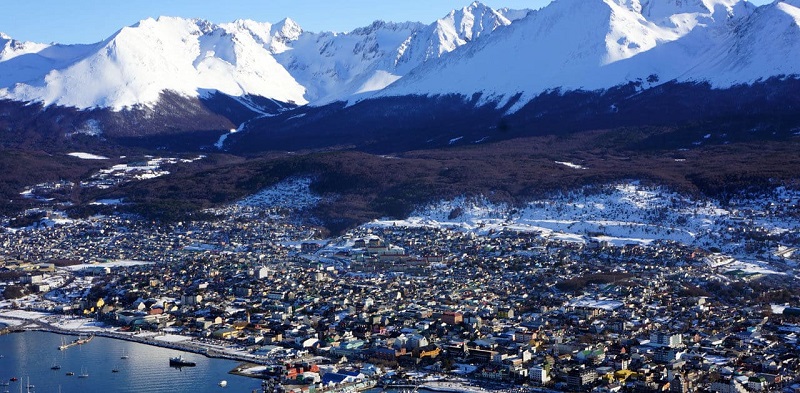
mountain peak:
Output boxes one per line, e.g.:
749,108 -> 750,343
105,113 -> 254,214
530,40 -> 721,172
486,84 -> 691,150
466,1 -> 491,10
437,1 -> 512,44
272,17 -> 303,41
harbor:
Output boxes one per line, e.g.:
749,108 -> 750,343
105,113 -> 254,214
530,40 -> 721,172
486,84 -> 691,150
0,330 -> 262,393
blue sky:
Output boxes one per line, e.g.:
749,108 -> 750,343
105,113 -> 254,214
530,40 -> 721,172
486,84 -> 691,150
0,0 -> 774,44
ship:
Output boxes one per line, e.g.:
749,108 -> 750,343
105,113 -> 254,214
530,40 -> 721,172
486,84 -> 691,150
169,355 -> 196,367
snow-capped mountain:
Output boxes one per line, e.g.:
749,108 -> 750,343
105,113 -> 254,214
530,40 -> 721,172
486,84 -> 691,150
0,1 -> 522,110
0,32 -> 50,61
376,0 -> 776,108
0,17 -> 307,110
273,1 -> 522,103
1,0 -> 799,153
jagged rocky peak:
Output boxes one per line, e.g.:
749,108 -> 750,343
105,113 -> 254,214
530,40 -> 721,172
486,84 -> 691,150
440,1 -> 513,41
271,18 -> 303,43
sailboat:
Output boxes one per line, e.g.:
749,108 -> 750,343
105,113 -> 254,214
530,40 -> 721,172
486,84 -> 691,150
78,367 -> 89,378
120,348 -> 129,360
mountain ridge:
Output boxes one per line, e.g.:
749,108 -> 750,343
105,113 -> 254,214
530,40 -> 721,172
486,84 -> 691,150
0,1 -> 525,110
0,0 -> 799,154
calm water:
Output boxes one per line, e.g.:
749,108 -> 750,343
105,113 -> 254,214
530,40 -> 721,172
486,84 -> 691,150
0,331 -> 267,393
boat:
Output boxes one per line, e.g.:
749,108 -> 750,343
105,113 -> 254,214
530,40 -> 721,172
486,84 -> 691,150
169,355 -> 196,367
111,368 -> 120,373
50,360 -> 61,370
7,379 -> 16,383
218,380 -> 227,387
65,372 -> 74,377
78,367 -> 88,378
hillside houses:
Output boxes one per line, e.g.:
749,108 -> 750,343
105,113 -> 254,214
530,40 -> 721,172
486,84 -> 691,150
1,198 -> 800,392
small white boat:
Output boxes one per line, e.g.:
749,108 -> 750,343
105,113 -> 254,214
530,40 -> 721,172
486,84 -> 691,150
218,380 -> 227,387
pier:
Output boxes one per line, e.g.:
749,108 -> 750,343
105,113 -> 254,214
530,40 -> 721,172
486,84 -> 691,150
57,334 -> 94,350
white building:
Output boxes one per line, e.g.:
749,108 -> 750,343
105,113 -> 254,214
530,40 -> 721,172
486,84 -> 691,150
529,364 -> 551,385
650,332 -> 683,348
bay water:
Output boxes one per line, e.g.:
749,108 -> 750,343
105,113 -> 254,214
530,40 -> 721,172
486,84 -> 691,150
0,331 -> 266,393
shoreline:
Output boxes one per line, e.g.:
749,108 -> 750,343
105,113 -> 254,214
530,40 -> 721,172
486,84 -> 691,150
0,311 -> 552,393
0,312 -> 271,369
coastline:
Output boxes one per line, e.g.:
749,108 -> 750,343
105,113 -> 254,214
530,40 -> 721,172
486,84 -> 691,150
1,311 -> 556,393
0,311 -> 270,366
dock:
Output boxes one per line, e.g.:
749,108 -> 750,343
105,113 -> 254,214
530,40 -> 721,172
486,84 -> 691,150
58,334 -> 94,350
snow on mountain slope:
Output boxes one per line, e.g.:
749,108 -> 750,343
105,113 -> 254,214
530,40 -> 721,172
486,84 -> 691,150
277,1 -> 521,104
222,18 -> 303,55
1,0 -> 795,114
594,0 -> 756,88
378,0 -> 687,104
496,7 -> 532,22
0,17 -> 307,110
0,2 -> 523,109
0,32 -> 51,61
374,0 -> 783,110
682,0 -> 800,84
395,2 -> 515,67
0,36 -> 101,92
275,20 -> 427,104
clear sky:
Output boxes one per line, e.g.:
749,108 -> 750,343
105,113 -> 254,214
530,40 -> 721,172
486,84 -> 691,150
0,0 -> 774,45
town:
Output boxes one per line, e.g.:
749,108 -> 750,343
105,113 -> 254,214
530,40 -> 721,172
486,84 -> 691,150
1,181 -> 800,393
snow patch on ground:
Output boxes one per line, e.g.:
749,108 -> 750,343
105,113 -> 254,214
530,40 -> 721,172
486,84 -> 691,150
68,152 -> 109,160
555,161 -> 587,170
65,260 -> 155,271
449,136 -> 464,145
236,177 -> 321,210
368,182 -> 800,266
89,199 -> 124,206
67,119 -> 104,137
214,128 -> 239,150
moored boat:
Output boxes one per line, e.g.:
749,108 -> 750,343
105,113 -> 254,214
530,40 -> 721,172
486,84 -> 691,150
169,355 -> 196,367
